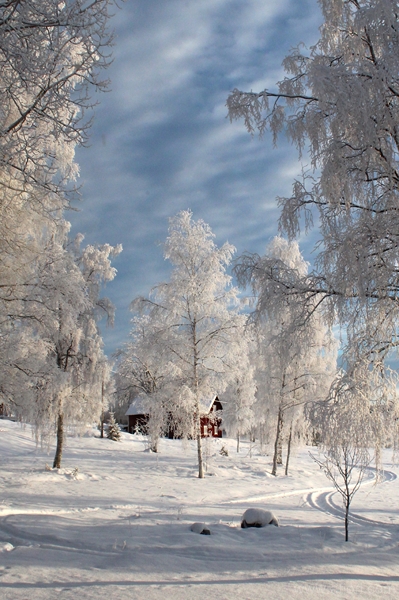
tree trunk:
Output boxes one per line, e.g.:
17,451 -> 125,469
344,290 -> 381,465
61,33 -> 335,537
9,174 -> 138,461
259,423 -> 266,454
100,380 -> 105,438
285,421 -> 293,476
197,418 -> 204,478
150,436 -> 159,453
195,399 -> 204,478
277,435 -> 283,465
53,411 -> 64,468
345,499 -> 349,542
192,319 -> 204,479
272,407 -> 284,476
236,432 -> 240,453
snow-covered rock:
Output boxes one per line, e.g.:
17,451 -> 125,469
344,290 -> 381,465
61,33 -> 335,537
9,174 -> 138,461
0,542 -> 14,552
190,522 -> 211,535
241,508 -> 279,528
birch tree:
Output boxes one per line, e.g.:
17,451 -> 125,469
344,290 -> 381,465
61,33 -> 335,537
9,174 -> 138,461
227,0 -> 399,376
308,361 -> 399,541
26,226 -> 121,467
220,331 -> 256,452
236,237 -> 337,475
133,210 -> 247,478
116,314 -> 177,452
0,0 -> 116,208
0,1 -> 118,422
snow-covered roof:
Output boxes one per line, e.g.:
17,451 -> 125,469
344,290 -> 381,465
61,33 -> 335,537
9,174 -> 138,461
125,398 -> 147,416
199,395 -> 221,414
126,395 -> 222,417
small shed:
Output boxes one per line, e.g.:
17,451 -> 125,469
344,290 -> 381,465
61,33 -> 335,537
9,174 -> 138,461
125,398 -> 149,434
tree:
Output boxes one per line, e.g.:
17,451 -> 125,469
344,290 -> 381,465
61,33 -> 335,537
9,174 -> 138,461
309,367 -> 386,541
312,443 -> 370,543
115,313 -> 177,452
236,237 -> 337,475
222,371 -> 256,454
220,330 -> 256,453
25,225 -> 121,467
0,1 -> 119,425
133,210 -> 247,478
107,412 -> 121,442
227,0 -> 399,379
0,0 -> 116,208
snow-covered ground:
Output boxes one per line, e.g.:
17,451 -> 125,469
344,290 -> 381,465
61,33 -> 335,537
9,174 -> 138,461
1,420 -> 399,599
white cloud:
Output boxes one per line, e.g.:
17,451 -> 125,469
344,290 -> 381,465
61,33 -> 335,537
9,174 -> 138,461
70,0 -> 323,353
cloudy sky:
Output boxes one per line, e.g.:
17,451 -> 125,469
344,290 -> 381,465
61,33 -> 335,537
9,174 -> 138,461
68,0 -> 323,355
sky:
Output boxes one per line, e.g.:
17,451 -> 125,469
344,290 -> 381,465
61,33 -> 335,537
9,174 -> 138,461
68,0 -> 323,355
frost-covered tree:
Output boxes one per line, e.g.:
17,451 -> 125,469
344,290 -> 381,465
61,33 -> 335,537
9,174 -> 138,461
23,225 -> 121,467
0,184 -> 59,415
228,0 -> 399,379
0,0 -> 116,208
107,412 -> 121,442
309,366 -> 390,542
310,355 -> 399,467
312,443 -> 370,543
133,210 -> 247,478
116,313 -> 177,452
98,359 -> 114,439
220,330 -> 256,452
0,1 -> 119,425
236,237 -> 337,475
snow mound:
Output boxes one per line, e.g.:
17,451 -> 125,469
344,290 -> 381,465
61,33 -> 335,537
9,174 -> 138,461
241,508 -> 279,528
190,522 -> 211,535
0,542 -> 14,552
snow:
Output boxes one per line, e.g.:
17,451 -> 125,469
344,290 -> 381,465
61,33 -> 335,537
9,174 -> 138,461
1,420 -> 399,599
190,522 -> 211,535
125,398 -> 147,416
241,508 -> 279,528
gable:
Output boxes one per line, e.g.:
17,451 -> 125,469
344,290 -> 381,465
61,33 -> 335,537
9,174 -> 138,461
125,397 -> 147,416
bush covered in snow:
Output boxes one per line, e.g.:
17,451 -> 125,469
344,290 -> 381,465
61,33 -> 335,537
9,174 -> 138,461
241,508 -> 279,528
190,522 -> 211,535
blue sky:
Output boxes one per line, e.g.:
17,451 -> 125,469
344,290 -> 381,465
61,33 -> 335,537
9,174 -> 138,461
68,0 -> 323,355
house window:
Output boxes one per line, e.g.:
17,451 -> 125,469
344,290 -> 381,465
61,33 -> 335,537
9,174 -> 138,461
203,425 -> 208,436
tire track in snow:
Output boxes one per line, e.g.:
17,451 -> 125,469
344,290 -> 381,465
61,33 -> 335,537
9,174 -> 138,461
220,467 -> 396,512
220,468 -> 377,505
220,486 -> 334,505
305,467 -> 397,528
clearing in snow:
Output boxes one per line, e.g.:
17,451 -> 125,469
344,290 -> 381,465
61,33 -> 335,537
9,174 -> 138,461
1,420 -> 399,599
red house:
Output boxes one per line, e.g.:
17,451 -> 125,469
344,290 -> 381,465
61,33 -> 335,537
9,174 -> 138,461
125,395 -> 223,438
199,396 -> 223,438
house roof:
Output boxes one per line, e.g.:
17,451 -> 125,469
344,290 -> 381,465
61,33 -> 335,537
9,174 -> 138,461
199,395 -> 222,414
125,397 -> 147,416
126,395 -> 222,417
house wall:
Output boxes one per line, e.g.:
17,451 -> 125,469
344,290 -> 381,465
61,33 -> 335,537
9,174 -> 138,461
127,397 -> 223,438
200,415 -> 222,438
